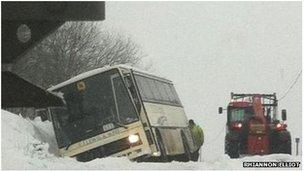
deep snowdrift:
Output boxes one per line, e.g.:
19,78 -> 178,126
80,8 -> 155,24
1,110 -> 301,170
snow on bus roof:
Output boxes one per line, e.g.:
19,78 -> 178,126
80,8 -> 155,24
47,64 -> 170,91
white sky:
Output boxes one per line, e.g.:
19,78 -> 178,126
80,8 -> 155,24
103,1 -> 302,157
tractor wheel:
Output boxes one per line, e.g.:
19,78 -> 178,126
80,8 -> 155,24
227,140 -> 239,159
278,134 -> 292,154
282,139 -> 292,154
271,131 -> 292,155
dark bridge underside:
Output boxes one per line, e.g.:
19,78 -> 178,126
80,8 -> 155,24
2,1 -> 105,108
2,71 -> 64,108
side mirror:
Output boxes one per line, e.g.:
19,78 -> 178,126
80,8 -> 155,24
35,108 -> 49,122
282,109 -> 287,121
218,107 -> 223,114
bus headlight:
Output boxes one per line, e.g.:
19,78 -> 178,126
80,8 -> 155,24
128,134 -> 139,143
152,151 -> 161,156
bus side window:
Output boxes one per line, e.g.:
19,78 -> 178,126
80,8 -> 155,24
137,76 -> 153,101
168,84 -> 181,105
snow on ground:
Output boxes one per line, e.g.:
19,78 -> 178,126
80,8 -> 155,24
1,110 -> 301,170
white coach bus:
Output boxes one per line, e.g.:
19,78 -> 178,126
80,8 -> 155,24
47,65 -> 197,162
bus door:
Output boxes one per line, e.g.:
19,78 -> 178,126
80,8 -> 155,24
121,71 -> 158,151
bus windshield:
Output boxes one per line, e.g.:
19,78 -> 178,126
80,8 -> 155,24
51,69 -> 138,148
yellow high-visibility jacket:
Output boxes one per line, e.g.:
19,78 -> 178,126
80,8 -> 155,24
190,125 -> 204,151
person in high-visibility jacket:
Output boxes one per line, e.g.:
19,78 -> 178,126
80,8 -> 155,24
189,119 -> 204,161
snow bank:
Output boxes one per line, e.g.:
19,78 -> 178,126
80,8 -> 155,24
1,110 -> 301,170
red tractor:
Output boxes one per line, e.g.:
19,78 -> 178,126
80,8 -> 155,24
219,93 -> 291,158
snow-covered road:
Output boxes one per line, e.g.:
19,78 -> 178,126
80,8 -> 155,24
1,110 -> 301,170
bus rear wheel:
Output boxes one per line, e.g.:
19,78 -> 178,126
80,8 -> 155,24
156,129 -> 169,162
181,132 -> 192,162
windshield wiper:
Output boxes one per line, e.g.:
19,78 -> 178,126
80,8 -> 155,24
113,121 -> 128,129
65,141 -> 73,150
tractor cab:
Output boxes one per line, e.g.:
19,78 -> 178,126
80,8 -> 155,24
219,93 -> 291,158
227,102 -> 253,131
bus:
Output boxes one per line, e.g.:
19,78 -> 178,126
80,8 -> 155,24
47,65 -> 197,162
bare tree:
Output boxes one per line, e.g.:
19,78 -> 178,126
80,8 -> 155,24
13,22 -> 144,88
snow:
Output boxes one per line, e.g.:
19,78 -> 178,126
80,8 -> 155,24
1,110 -> 301,170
